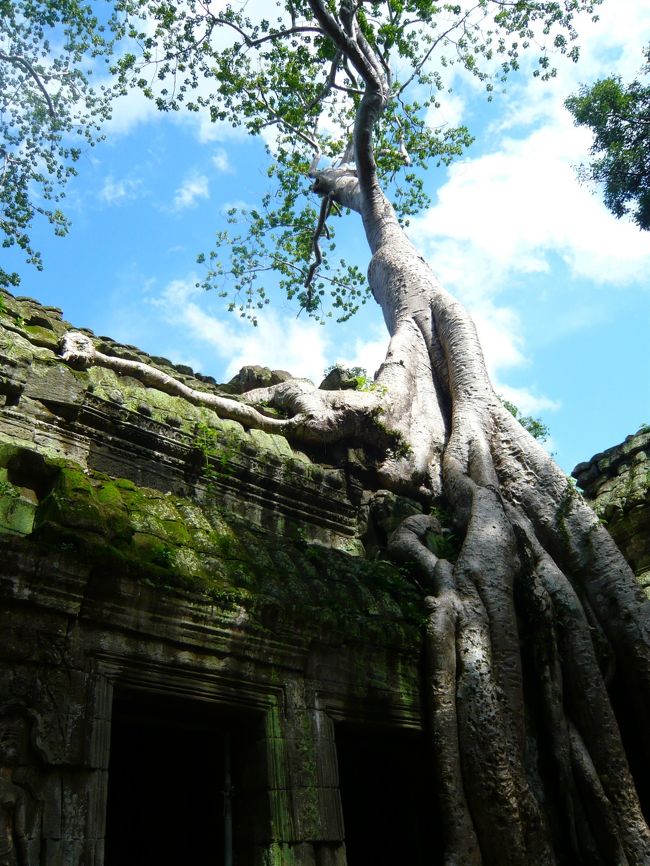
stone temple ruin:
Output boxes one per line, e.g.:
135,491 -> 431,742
0,289 -> 647,865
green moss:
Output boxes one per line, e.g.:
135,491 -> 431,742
249,428 -> 294,460
0,437 -> 424,645
36,467 -> 105,534
23,324 -> 60,349
0,471 -> 36,536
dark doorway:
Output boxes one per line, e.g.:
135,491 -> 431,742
335,723 -> 442,866
104,690 -> 263,866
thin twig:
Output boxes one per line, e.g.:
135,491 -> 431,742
304,50 -> 343,113
207,17 -> 322,50
396,5 -> 482,96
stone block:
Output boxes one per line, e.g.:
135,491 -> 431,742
264,788 -> 295,842
292,786 -> 344,843
0,471 -> 36,534
23,363 -> 87,411
254,736 -> 290,792
62,772 -> 94,840
40,773 -> 63,838
315,842 -> 347,866
41,838 -> 64,866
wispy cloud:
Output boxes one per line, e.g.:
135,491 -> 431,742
212,148 -> 234,174
99,175 -> 143,206
149,278 -> 328,382
145,277 -> 389,386
104,86 -> 160,136
172,173 -> 210,210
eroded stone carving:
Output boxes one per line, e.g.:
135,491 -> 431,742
0,704 -> 46,866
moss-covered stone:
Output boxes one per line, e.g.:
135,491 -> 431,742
0,288 -> 425,646
575,429 -> 650,597
11,446 -> 423,645
0,470 -> 36,535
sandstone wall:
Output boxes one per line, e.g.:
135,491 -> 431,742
574,428 -> 650,596
0,290 -> 434,866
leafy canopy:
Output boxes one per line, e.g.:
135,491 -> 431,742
566,44 -> 650,230
0,1 -> 116,287
114,0 -> 602,324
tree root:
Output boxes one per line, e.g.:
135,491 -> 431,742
58,310 -> 650,864
59,330 -> 396,450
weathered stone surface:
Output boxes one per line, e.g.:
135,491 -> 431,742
0,289 -> 427,866
574,427 -> 650,595
226,364 -> 293,394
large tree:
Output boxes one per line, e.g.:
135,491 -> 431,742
66,1 -> 650,862
566,44 -> 650,230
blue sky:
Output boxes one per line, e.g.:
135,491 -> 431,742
4,0 -> 650,474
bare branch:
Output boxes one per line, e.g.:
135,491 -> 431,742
396,5 -> 483,96
256,93 -> 321,154
0,52 -> 56,118
354,19 -> 389,88
304,50 -> 343,113
331,81 -> 364,95
206,16 -> 323,50
306,0 -> 378,87
304,193 -> 332,294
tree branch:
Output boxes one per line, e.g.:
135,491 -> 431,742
304,193 -> 332,295
396,6 -> 482,96
306,0 -> 378,87
0,52 -> 56,118
304,50 -> 343,113
59,331 -> 292,433
255,92 -> 321,154
206,16 -> 323,50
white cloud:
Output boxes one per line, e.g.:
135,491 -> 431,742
105,87 -> 161,137
497,384 -> 561,418
146,277 -> 392,386
425,91 -> 466,131
99,175 -> 143,206
412,122 -> 650,299
470,302 -> 526,376
172,173 -> 210,210
336,323 -> 389,379
212,148 -> 233,173
150,278 -> 329,382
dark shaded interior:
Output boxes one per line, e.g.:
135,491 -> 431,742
609,670 -> 650,823
105,689 -> 262,866
335,722 -> 442,866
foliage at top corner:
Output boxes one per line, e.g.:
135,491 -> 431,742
0,0 -> 116,288
112,0 -> 603,323
1,0 -> 604,311
566,43 -> 650,231
501,397 -> 550,443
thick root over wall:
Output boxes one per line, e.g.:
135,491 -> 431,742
60,261 -> 650,864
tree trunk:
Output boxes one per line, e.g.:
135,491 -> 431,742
328,170 -> 650,863
62,160 -> 650,861
62,173 -> 650,859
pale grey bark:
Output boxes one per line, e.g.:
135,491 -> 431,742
303,3 -> 650,860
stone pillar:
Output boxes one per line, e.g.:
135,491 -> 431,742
259,678 -> 346,866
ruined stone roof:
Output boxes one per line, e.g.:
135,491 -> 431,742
574,427 -> 650,594
0,288 -> 426,655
